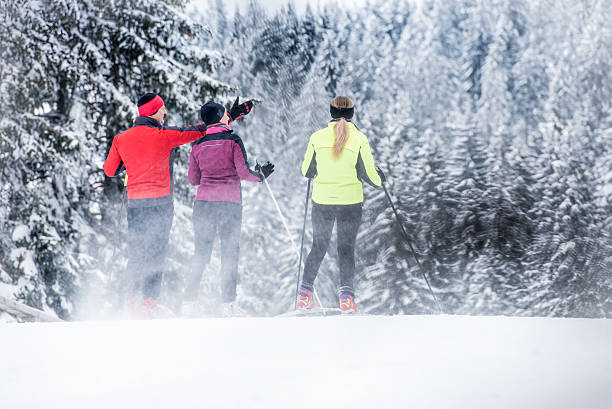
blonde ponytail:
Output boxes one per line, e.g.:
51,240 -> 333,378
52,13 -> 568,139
330,96 -> 354,159
333,118 -> 349,159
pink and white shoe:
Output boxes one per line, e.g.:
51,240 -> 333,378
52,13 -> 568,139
297,286 -> 316,309
338,293 -> 358,313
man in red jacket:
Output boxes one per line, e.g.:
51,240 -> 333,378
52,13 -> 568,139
103,92 -> 208,316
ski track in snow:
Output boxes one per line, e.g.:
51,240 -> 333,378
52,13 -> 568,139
1,315 -> 611,409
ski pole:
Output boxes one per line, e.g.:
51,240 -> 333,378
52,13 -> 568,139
261,176 -> 300,258
294,178 -> 312,309
258,172 -> 324,309
381,183 -> 444,314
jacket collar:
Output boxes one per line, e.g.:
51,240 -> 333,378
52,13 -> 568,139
134,116 -> 162,128
205,123 -> 232,134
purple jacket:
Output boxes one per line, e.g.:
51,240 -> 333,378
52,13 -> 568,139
188,124 -> 262,203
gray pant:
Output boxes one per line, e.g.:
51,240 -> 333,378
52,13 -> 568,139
185,201 -> 242,303
125,203 -> 174,300
302,202 -> 363,296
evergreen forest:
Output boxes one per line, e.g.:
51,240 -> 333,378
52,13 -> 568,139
1,0 -> 610,319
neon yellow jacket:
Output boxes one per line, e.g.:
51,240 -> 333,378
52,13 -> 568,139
301,121 -> 382,205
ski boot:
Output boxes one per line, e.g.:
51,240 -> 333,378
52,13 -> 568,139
338,293 -> 358,313
297,286 -> 316,309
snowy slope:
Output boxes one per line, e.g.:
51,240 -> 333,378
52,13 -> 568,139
1,315 -> 611,409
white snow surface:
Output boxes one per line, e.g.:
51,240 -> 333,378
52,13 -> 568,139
1,314 -> 611,409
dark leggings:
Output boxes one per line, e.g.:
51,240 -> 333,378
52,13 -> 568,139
125,203 -> 174,301
185,201 -> 242,303
302,202 -> 363,295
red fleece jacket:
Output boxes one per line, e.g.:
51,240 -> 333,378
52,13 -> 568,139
104,117 -> 207,203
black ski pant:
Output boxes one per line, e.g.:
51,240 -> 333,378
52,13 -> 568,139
302,202 -> 363,296
125,202 -> 174,301
185,201 -> 242,303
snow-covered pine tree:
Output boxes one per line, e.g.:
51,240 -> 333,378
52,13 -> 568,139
577,3 -> 612,302
457,0 -> 492,114
443,111 -> 492,313
313,3 -> 351,97
0,0 -> 103,317
518,0 -> 611,317
199,0 -> 229,51
0,0 -> 228,317
467,0 -> 533,314
521,123 -> 605,317
398,0 -> 463,131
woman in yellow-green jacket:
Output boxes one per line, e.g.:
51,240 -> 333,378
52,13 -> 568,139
298,96 -> 384,312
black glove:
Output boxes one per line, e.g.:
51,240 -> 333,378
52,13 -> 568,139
228,96 -> 254,122
255,161 -> 275,180
376,166 -> 386,183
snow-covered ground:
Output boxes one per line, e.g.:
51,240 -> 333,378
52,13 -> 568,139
1,314 -> 611,409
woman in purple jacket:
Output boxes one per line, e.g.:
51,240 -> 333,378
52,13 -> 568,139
183,100 -> 274,316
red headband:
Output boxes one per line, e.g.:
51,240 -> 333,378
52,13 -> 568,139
138,95 -> 164,117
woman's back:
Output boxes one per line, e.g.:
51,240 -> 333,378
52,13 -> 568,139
188,124 -> 261,203
302,121 -> 381,205
298,95 -> 383,313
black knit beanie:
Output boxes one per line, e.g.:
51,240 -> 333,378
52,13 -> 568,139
200,101 -> 226,124
138,93 -> 156,107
